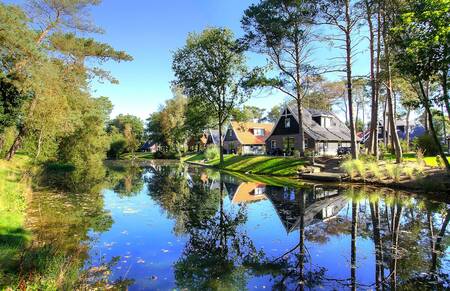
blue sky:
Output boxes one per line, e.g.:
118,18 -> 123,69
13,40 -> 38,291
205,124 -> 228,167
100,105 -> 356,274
7,0 -> 370,120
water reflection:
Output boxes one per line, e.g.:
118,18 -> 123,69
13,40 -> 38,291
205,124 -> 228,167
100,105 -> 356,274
18,162 -> 450,290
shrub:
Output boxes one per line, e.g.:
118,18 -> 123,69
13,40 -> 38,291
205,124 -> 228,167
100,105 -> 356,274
436,155 -> 446,169
415,134 -> 439,156
379,143 -> 388,160
367,162 -> 383,180
416,148 -> 426,166
385,164 -> 402,182
205,145 -> 220,161
359,153 -> 376,162
353,160 -> 367,180
341,160 -> 357,179
402,165 -> 415,179
400,140 -> 410,153
107,139 -> 127,159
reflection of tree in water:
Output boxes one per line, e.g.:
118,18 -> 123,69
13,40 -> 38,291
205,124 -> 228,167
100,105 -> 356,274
146,165 -> 450,289
145,166 -> 265,289
18,161 -> 136,288
106,163 -> 144,197
343,187 -> 450,290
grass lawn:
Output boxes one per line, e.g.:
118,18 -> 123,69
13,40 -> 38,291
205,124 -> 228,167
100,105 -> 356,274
383,152 -> 450,167
120,151 -> 154,160
184,153 -> 308,177
0,154 -> 31,281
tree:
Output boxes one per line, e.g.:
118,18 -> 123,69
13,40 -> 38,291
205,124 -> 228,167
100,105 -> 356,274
160,87 -> 188,155
241,0 -> 318,156
0,78 -> 31,150
3,1 -> 132,161
380,0 -> 403,163
395,78 -> 420,152
145,111 -> 167,148
172,28 -> 254,164
108,114 -> 144,153
231,105 -> 266,122
318,0 -> 361,159
391,0 -> 450,171
266,105 -> 282,123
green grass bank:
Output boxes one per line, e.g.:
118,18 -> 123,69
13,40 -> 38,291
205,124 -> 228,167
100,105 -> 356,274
183,153 -> 308,177
0,154 -> 32,286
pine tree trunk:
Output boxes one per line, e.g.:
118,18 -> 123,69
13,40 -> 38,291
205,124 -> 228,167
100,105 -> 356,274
382,3 -> 402,163
218,121 -> 224,165
0,134 -> 4,152
296,98 -> 305,157
5,126 -> 25,161
442,68 -> 450,121
367,0 -> 377,155
405,108 -> 411,152
345,0 -> 358,159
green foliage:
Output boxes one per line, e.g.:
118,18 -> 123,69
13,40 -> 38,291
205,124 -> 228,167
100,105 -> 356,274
205,145 -> 220,161
341,160 -> 357,179
107,138 -> 127,159
0,1 -> 132,163
341,160 -> 367,180
0,78 -> 31,135
367,162 -> 383,180
385,164 -> 403,182
415,134 -> 440,156
173,27 -> 255,162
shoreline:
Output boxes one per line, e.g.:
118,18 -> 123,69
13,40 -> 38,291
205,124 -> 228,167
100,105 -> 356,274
184,160 -> 450,195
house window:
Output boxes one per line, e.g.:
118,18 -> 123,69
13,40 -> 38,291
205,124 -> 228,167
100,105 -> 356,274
270,140 -> 276,149
254,128 -> 264,136
228,129 -> 233,138
253,186 -> 266,195
285,117 -> 291,128
283,137 -> 295,151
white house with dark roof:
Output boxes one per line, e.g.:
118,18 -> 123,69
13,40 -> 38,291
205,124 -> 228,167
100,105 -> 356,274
265,104 -> 353,156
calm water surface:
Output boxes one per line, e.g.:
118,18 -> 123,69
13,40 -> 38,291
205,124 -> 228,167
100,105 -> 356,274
26,161 -> 450,290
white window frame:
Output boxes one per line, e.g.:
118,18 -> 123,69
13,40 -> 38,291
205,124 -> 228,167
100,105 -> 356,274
285,117 -> 291,128
254,128 -> 264,136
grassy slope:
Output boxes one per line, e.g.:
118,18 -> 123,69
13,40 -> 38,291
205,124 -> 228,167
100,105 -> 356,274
383,152 -> 450,167
0,154 -> 31,280
184,154 -> 308,177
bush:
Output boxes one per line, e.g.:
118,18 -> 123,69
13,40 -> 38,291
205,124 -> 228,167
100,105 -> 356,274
353,160 -> 367,180
107,139 -> 127,159
341,160 -> 357,179
379,143 -> 388,160
205,145 -> 220,161
415,134 -> 439,156
385,164 -> 402,182
402,165 -> 415,179
367,162 -> 383,180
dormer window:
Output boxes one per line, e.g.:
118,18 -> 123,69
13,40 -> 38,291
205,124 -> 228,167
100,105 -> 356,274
285,117 -> 291,128
254,128 -> 265,136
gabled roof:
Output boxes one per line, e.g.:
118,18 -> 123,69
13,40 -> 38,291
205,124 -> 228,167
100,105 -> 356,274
230,182 -> 267,204
207,129 -> 221,145
230,121 -> 273,145
284,104 -> 353,142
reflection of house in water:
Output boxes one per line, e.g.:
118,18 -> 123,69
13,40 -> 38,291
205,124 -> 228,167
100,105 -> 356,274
226,182 -> 267,204
222,174 -> 267,204
265,185 -> 347,233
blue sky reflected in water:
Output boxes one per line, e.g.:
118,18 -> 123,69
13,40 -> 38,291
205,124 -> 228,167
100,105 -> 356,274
83,163 -> 450,290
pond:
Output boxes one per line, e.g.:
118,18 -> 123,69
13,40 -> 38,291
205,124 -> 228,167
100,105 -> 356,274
22,161 -> 450,289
